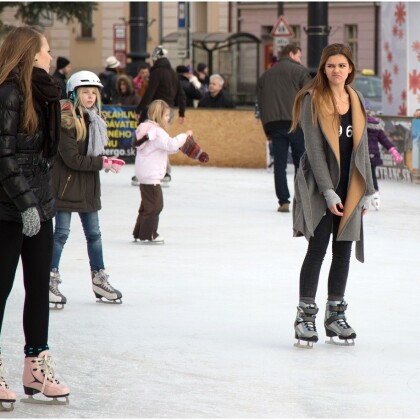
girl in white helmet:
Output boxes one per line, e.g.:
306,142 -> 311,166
49,70 -> 125,308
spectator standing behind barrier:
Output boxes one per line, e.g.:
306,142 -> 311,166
176,65 -> 202,108
365,107 -> 402,210
198,74 -> 235,109
98,55 -> 121,104
195,62 -> 210,92
290,43 -> 375,348
52,56 -> 71,100
0,26 -> 69,407
114,75 -> 140,106
133,63 -> 150,100
256,44 -> 312,213
48,71 -> 125,309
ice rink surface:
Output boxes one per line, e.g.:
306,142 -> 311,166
2,164 -> 420,418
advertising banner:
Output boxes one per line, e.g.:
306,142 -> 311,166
102,105 -> 138,163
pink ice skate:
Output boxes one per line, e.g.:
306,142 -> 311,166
21,351 -> 69,405
0,358 -> 16,412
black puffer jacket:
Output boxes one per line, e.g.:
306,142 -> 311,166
0,76 -> 56,223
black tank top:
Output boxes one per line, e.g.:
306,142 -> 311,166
336,107 -> 353,202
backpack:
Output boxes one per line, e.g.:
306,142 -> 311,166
99,71 -> 113,104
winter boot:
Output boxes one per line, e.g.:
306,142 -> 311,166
294,302 -> 319,348
0,358 -> 16,411
49,269 -> 67,309
324,300 -> 356,345
22,351 -> 69,404
91,269 -> 122,303
371,191 -> 380,211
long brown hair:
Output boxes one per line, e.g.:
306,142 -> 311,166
291,43 -> 356,132
0,26 -> 44,134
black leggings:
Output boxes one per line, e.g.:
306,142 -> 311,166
0,220 -> 52,352
299,211 -> 353,302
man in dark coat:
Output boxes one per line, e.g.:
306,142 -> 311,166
176,65 -> 202,107
257,44 -> 312,213
52,56 -> 71,100
198,74 -> 235,109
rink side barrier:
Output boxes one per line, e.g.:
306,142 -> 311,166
102,106 -> 267,168
101,106 -> 418,178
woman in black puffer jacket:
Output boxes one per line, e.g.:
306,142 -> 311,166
0,26 -> 69,404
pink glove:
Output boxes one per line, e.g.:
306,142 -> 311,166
110,158 -> 125,174
102,156 -> 112,172
389,147 -> 403,164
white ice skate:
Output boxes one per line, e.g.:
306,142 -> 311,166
131,175 -> 140,187
0,359 -> 16,412
91,269 -> 123,304
139,235 -> 165,245
371,191 -> 380,211
294,302 -> 319,349
161,173 -> 171,188
49,269 -> 67,310
21,351 -> 69,405
324,300 -> 356,346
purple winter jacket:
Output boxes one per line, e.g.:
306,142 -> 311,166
367,115 -> 396,166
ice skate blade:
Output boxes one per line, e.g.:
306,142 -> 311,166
21,395 -> 69,405
96,297 -> 122,304
325,337 -> 355,346
49,302 -> 65,310
294,339 -> 315,349
0,401 -> 15,411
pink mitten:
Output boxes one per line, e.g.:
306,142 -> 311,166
102,156 -> 112,172
110,158 -> 125,173
389,147 -> 403,164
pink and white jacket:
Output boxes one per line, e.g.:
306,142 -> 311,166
134,120 -> 188,185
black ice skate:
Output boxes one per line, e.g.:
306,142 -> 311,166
49,269 -> 67,310
324,300 -> 356,346
91,269 -> 122,304
294,302 -> 319,349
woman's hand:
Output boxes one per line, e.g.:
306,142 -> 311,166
328,202 -> 344,217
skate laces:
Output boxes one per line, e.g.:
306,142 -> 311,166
50,270 -> 62,292
33,353 -> 58,393
93,270 -> 115,292
0,359 -> 9,387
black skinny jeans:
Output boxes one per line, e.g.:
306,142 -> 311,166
0,220 -> 52,351
299,211 -> 353,302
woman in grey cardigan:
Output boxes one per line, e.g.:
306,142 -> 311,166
290,44 -> 375,348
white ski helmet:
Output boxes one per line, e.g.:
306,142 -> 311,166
66,70 -> 103,100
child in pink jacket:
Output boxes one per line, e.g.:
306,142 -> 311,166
132,99 -> 191,244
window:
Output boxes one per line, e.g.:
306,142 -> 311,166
80,9 -> 93,39
345,24 -> 358,66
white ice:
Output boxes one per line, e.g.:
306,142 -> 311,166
2,164 -> 420,418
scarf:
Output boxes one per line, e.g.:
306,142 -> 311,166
31,67 -> 62,158
85,108 -> 109,156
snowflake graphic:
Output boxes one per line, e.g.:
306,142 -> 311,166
388,93 -> 393,104
387,51 -> 393,63
398,29 -> 404,40
409,70 -> 420,94
393,64 -> 399,75
395,2 -> 406,26
392,25 -> 399,37
401,90 -> 407,101
384,42 -> 390,52
383,70 -> 392,94
398,103 -> 407,116
412,40 -> 420,53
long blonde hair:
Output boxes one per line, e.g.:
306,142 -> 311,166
61,86 -> 102,141
147,99 -> 170,131
0,26 -> 44,134
290,43 -> 356,132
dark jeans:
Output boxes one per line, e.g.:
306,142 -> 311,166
133,184 -> 164,240
371,165 -> 379,191
299,211 -> 353,302
0,220 -> 52,350
268,126 -> 305,205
